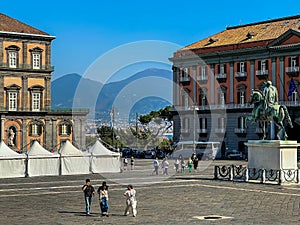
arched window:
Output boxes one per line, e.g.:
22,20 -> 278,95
5,45 -> 20,68
217,86 -> 227,105
29,47 -> 43,69
58,120 -> 72,136
199,87 -> 208,106
237,84 -> 247,105
28,120 -> 44,136
28,85 -> 44,111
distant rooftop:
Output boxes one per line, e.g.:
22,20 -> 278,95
181,14 -> 300,51
0,13 -> 49,36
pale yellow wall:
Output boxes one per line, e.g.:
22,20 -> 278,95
2,41 -> 23,63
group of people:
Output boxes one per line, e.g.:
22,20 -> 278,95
152,155 -> 199,175
82,179 -> 137,217
123,156 -> 135,170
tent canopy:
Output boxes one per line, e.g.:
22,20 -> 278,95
27,141 -> 55,156
88,140 -> 120,156
59,140 -> 89,156
0,140 -> 25,158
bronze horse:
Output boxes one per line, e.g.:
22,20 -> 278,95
245,90 -> 293,140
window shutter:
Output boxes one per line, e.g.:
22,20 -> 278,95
59,125 -> 62,135
67,125 -> 71,135
266,60 -> 269,69
288,57 -> 291,67
38,125 -> 42,136
258,61 -> 261,70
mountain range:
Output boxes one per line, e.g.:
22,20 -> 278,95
51,68 -> 172,120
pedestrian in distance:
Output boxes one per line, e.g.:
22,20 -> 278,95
124,184 -> 137,217
82,178 -> 95,215
123,157 -> 128,170
193,156 -> 199,172
162,157 -> 169,175
152,157 -> 159,175
130,157 -> 135,170
97,181 -> 109,217
181,158 -> 186,173
187,158 -> 193,173
174,158 -> 180,173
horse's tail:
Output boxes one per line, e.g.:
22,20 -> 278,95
280,105 -> 293,128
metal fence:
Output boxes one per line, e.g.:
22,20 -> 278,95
214,165 -> 300,185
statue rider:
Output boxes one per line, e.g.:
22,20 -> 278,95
253,80 -> 278,120
263,80 -> 278,116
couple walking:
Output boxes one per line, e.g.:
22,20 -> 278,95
82,179 -> 137,217
152,157 -> 169,175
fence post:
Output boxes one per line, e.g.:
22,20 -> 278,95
297,168 -> 300,184
261,169 -> 266,183
229,166 -> 233,181
244,168 -> 249,182
278,170 -> 282,185
214,166 -> 218,180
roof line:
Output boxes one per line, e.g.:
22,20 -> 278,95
0,30 -> 56,39
227,14 -> 300,30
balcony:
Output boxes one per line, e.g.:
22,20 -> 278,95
216,73 -> 227,83
0,62 -> 55,72
215,128 -> 226,133
197,128 -> 207,134
179,76 -> 190,83
286,67 -> 299,77
197,75 -> 208,84
235,128 -> 247,137
180,128 -> 189,134
255,70 -> 269,79
235,72 -> 247,81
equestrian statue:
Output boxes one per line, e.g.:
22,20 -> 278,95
245,81 -> 293,140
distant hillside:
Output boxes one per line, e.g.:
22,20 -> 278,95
51,68 -> 172,120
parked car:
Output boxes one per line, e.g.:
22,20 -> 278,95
121,147 -> 132,158
144,150 -> 156,159
226,150 -> 243,160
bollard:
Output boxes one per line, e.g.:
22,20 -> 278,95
244,168 -> 249,182
278,170 -> 282,185
229,166 -> 233,181
214,166 -> 218,180
261,169 -> 266,184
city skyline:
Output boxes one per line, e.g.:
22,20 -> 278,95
1,0 -> 300,82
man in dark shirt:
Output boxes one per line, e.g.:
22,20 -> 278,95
82,179 -> 95,215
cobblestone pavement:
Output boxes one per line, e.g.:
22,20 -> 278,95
0,159 -> 300,225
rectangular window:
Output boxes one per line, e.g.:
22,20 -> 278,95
61,124 -> 67,135
9,52 -> 17,68
239,62 -> 245,72
200,118 -> 207,129
33,53 -> 41,69
239,117 -> 246,129
8,92 -> 17,111
32,93 -> 40,111
291,56 -> 297,67
200,66 -> 206,79
220,92 -> 225,105
261,60 -> 266,72
239,91 -> 245,105
31,124 -> 38,135
292,91 -> 297,102
219,64 -> 226,74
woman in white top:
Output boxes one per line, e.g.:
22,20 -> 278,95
124,184 -> 137,217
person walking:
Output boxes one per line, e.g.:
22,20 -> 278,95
123,157 -> 128,170
193,156 -> 199,172
174,158 -> 180,173
162,157 -> 169,175
130,157 -> 135,170
181,158 -> 186,173
152,157 -> 159,175
124,184 -> 137,217
187,158 -> 193,173
97,181 -> 109,217
82,179 -> 95,215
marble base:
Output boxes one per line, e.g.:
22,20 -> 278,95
245,140 -> 298,170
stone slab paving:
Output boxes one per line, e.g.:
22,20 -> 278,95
0,159 -> 300,225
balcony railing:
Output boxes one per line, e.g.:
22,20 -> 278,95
235,72 -> 247,77
179,76 -> 190,82
0,62 -> 54,71
215,128 -> 226,133
197,128 -> 207,133
197,75 -> 208,81
286,66 -> 299,73
255,70 -> 269,76
255,128 -> 264,133
216,73 -> 227,79
234,128 -> 247,133
180,128 -> 189,133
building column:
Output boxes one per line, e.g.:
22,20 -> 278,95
272,57 -> 276,86
45,42 -> 51,66
230,62 -> 234,103
22,119 -> 27,150
22,41 -> 27,65
250,60 -> 255,90
279,57 -> 285,101
210,64 -> 215,104
192,66 -> 197,105
44,77 -> 51,110
0,41 -> 3,64
44,118 -> 51,150
173,66 -> 180,106
52,119 -> 57,149
22,76 -> 28,110
0,75 -> 4,109
1,117 -> 5,140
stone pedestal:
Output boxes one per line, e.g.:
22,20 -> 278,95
245,140 -> 298,170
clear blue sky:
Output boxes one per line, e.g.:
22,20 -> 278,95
1,0 -> 300,81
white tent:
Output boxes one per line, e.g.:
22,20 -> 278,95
26,141 -> 60,177
89,140 -> 121,173
59,140 -> 90,175
0,141 -> 26,178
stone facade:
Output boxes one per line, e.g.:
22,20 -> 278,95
0,13 -> 88,151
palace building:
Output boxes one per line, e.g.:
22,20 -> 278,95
0,13 -> 88,151
170,15 -> 300,158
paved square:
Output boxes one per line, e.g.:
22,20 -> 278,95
0,159 -> 300,224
